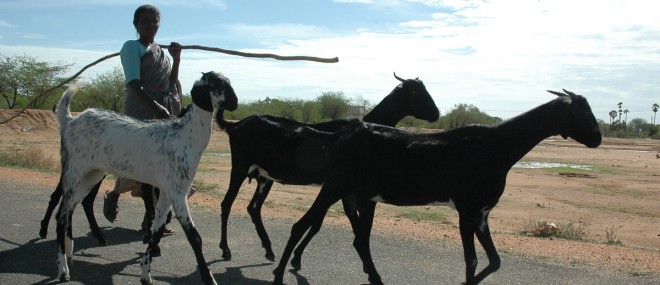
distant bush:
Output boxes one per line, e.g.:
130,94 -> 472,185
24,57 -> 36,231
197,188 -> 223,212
0,147 -> 57,171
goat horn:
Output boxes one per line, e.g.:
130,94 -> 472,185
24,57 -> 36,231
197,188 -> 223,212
393,72 -> 405,83
546,90 -> 565,97
562,89 -> 578,100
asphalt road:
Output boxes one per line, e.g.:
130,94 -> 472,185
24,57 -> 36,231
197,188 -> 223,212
0,179 -> 657,285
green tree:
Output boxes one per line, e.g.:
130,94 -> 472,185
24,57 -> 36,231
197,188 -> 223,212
628,118 -> 648,137
439,104 -> 500,129
77,66 -> 125,112
0,54 -> 71,109
300,100 -> 318,122
652,103 -> 658,125
317,91 -> 350,120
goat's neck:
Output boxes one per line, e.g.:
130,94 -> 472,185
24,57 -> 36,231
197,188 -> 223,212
494,100 -> 563,166
185,105 -> 214,150
363,95 -> 402,127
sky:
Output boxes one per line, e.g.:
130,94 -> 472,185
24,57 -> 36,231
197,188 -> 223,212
1,0 -> 659,123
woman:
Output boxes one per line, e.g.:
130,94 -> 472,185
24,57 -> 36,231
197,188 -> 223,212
104,4 -> 191,233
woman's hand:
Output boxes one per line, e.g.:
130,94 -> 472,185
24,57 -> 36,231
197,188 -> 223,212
168,42 -> 181,60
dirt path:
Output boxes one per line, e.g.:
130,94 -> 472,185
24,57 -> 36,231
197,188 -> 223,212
1,109 -> 658,277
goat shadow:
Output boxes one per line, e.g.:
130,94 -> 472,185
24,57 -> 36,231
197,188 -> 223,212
0,234 -> 141,284
0,228 -> 208,284
207,261 -> 276,285
40,224 -> 145,248
1,230 -> 284,284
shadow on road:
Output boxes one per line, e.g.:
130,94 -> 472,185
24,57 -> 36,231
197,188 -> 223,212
0,234 -> 141,284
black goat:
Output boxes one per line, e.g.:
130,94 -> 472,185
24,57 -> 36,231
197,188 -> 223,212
272,89 -> 602,285
216,73 -> 439,262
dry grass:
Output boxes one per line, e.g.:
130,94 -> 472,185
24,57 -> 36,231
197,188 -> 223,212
0,147 -> 58,171
520,218 -> 588,241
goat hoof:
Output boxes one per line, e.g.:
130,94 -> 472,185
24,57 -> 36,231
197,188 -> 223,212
265,252 -> 275,262
272,270 -> 284,285
39,220 -> 48,238
368,277 -> 384,285
221,249 -> 232,261
58,272 -> 70,282
202,275 -> 218,285
92,232 -> 107,246
150,245 -> 161,257
290,257 -> 301,270
102,191 -> 119,223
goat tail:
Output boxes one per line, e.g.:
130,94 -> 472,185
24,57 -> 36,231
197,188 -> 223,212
214,108 -> 235,131
54,83 -> 82,132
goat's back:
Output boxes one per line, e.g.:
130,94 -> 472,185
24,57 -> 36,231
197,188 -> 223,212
321,123 -> 509,205
60,109 -> 203,186
226,115 -> 357,184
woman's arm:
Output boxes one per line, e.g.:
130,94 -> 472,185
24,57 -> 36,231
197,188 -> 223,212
168,42 -> 181,87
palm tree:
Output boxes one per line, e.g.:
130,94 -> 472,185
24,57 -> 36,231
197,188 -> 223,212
623,109 -> 629,134
617,102 -> 623,124
653,103 -> 659,125
609,110 -> 618,125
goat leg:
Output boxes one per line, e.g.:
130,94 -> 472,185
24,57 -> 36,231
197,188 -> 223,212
351,201 -> 383,285
40,177 -> 65,239
55,203 -> 70,282
140,184 -> 162,256
81,177 -> 107,245
471,212 -> 500,284
247,177 -> 275,261
220,169 -> 249,261
274,190 -> 339,285
459,215 -> 479,285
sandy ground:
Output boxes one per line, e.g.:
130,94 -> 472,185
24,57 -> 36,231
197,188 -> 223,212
1,109 -> 658,277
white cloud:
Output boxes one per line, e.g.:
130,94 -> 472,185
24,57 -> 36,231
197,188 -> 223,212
0,20 -> 14,28
1,0 -> 658,122
224,23 -> 335,45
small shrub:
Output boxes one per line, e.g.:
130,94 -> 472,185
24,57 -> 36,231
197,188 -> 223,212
556,221 -> 588,241
192,179 -> 218,194
521,218 -> 588,241
605,225 -> 623,245
0,147 -> 57,171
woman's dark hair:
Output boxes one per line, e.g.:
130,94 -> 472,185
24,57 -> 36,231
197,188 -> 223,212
133,5 -> 160,27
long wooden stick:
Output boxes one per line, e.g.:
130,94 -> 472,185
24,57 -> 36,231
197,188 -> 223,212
1,45 -> 338,124
175,45 -> 339,63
